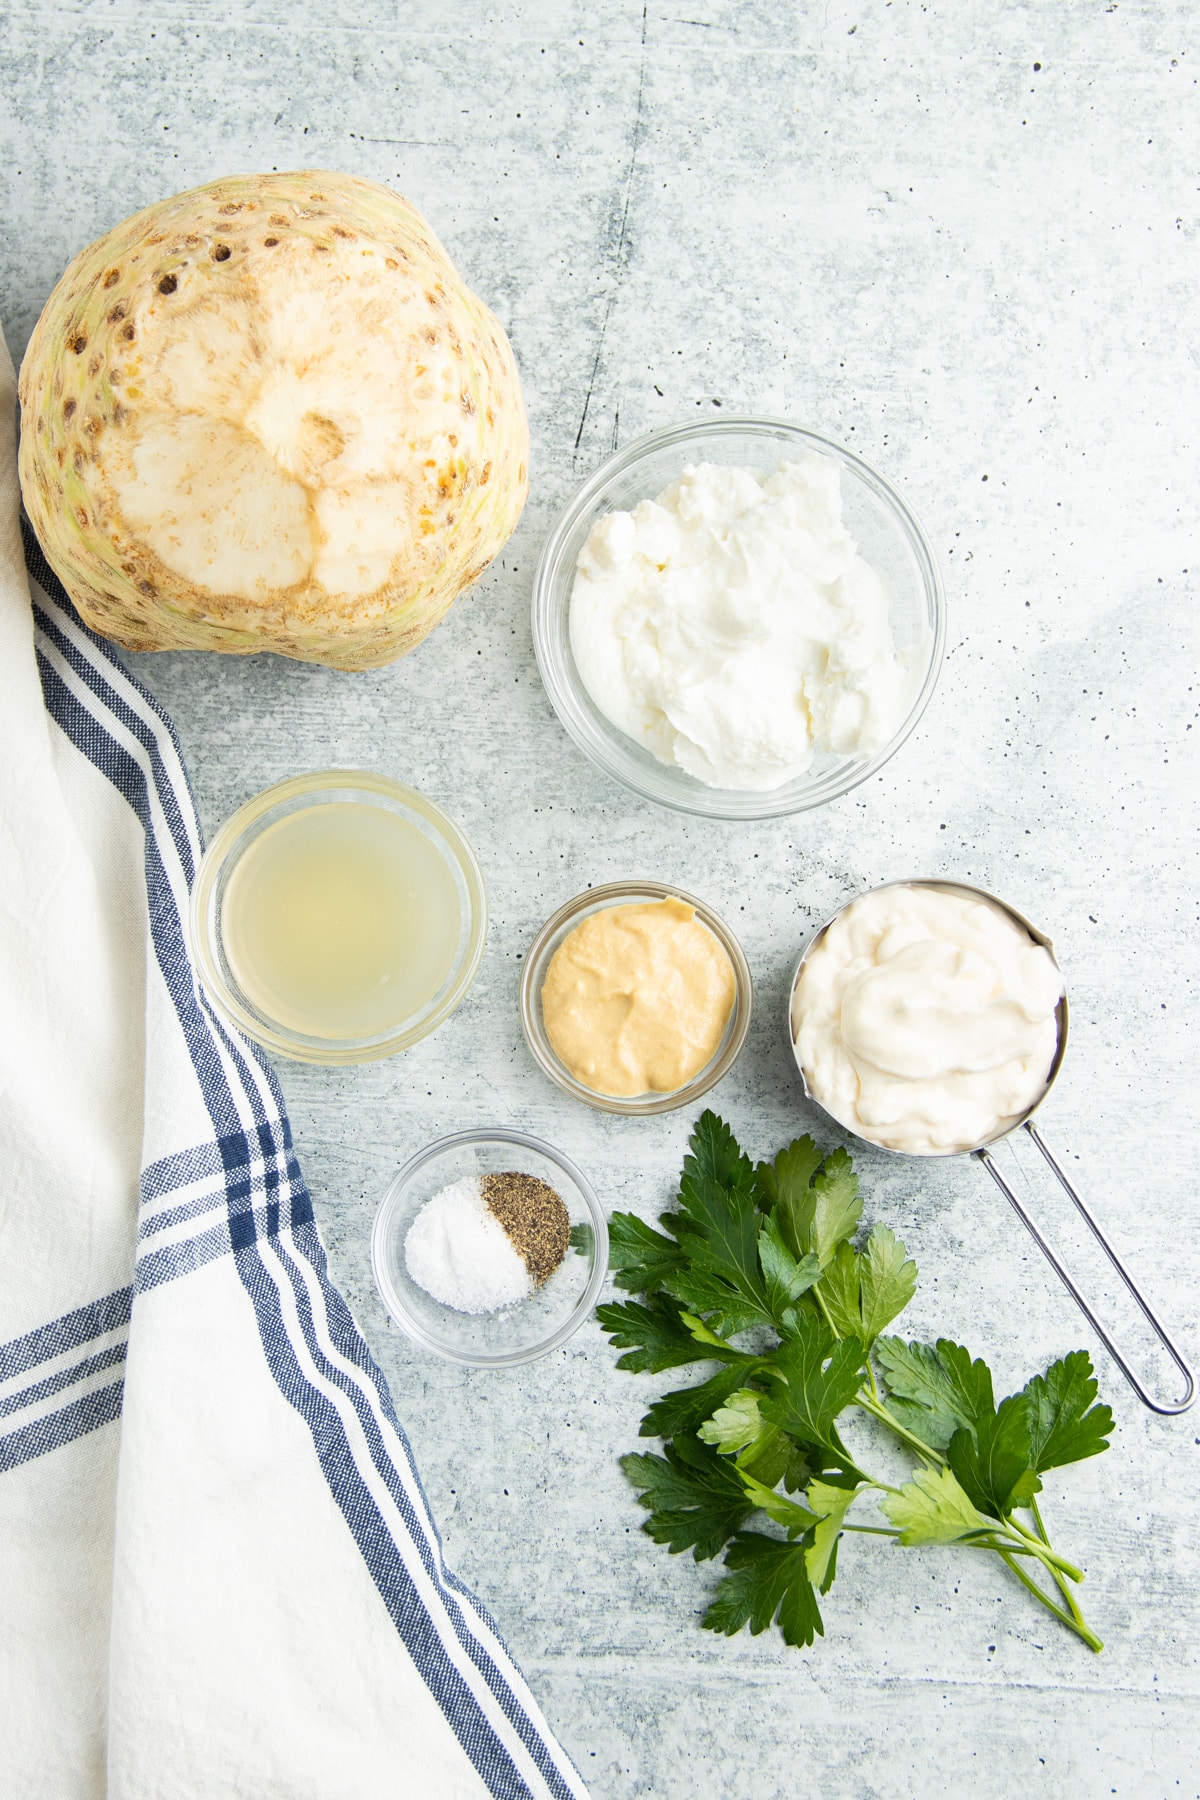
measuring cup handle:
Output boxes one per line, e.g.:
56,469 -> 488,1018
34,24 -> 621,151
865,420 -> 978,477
974,1121 -> 1195,1416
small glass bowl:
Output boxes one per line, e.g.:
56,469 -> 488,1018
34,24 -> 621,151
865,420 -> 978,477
531,416 -> 945,820
189,770 -> 487,1065
518,879 -> 753,1115
371,1128 -> 608,1366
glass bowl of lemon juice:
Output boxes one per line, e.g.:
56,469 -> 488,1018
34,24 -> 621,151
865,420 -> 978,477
190,771 -> 487,1063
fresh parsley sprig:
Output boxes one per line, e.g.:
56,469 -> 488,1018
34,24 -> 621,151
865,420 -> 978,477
598,1111 -> 1113,1654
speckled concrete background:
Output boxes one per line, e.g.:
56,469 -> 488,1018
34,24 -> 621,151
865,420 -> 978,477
3,3 -> 1199,1796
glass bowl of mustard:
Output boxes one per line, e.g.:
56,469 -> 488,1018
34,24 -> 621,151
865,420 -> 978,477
519,880 -> 753,1115
189,770 -> 487,1064
531,416 -> 945,821
371,1127 -> 608,1367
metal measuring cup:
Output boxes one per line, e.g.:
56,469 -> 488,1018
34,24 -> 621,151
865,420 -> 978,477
788,878 -> 1195,1416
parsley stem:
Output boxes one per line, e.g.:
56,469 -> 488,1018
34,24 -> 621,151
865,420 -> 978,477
1010,1505 -> 1089,1626
1041,1557 -> 1089,1629
1003,1516 -> 1084,1583
854,1391 -> 944,1465
995,1549 -> 1103,1654
813,1284 -> 839,1337
974,1537 -> 1065,1568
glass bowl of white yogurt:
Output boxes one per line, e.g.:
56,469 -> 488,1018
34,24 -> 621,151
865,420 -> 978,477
532,418 -> 945,820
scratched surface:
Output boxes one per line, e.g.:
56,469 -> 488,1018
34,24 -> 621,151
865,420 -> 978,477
4,4 -> 1200,1796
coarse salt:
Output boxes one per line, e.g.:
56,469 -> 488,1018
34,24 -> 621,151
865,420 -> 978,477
403,1176 -> 533,1314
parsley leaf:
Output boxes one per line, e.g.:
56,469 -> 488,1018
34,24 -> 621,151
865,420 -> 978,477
607,1211 -> 685,1293
815,1241 -> 864,1341
596,1294 -> 729,1373
685,1108 -> 758,1202
857,1225 -> 920,1340
754,1134 -> 822,1215
805,1479 -> 863,1592
679,1312 -> 755,1355
1024,1351 -> 1114,1472
769,1141 -> 863,1269
742,1434 -> 816,1492
704,1532 -> 825,1648
875,1336 -> 995,1451
622,1434 -> 756,1561
697,1388 -> 815,1491
816,1225 -> 918,1346
737,1472 -> 820,1537
663,1267 -> 770,1336
882,1467 -> 993,1545
947,1393 -> 1042,1519
761,1312 -> 868,1463
697,1388 -> 768,1457
640,1366 -> 756,1441
662,1112 -> 777,1333
758,1213 -> 823,1318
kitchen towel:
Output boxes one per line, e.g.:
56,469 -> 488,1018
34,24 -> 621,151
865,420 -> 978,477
0,329 -> 587,1800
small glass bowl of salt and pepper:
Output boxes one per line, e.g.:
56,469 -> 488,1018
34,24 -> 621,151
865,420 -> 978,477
372,1128 -> 608,1367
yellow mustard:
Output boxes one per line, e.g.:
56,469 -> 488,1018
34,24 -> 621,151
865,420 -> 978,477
541,897 -> 735,1097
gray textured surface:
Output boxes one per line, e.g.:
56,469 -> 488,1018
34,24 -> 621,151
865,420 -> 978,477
4,3 -> 1199,1795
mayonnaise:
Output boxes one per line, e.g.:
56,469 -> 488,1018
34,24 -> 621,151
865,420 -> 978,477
569,456 -> 920,791
791,883 -> 1064,1155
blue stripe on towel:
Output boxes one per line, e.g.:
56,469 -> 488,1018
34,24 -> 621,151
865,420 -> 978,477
136,1204 -> 293,1292
141,1142 -> 227,1199
0,1287 -> 132,1385
0,1379 -> 125,1474
24,535 -> 584,1800
267,1220 -> 579,1800
22,527 -> 199,881
0,1343 -> 129,1422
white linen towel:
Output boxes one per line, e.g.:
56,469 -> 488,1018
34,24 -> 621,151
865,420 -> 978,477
0,328 -> 588,1800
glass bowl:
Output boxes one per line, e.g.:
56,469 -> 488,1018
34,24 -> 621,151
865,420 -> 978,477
518,879 -> 753,1115
531,416 -> 945,820
189,770 -> 487,1064
371,1128 -> 608,1366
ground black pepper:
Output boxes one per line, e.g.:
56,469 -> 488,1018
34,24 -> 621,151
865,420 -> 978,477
482,1171 -> 570,1287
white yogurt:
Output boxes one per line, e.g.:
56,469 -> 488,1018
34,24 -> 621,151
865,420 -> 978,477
791,884 -> 1065,1155
569,456 -> 920,791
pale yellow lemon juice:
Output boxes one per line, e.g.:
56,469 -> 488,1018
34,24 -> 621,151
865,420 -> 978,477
221,802 -> 462,1042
